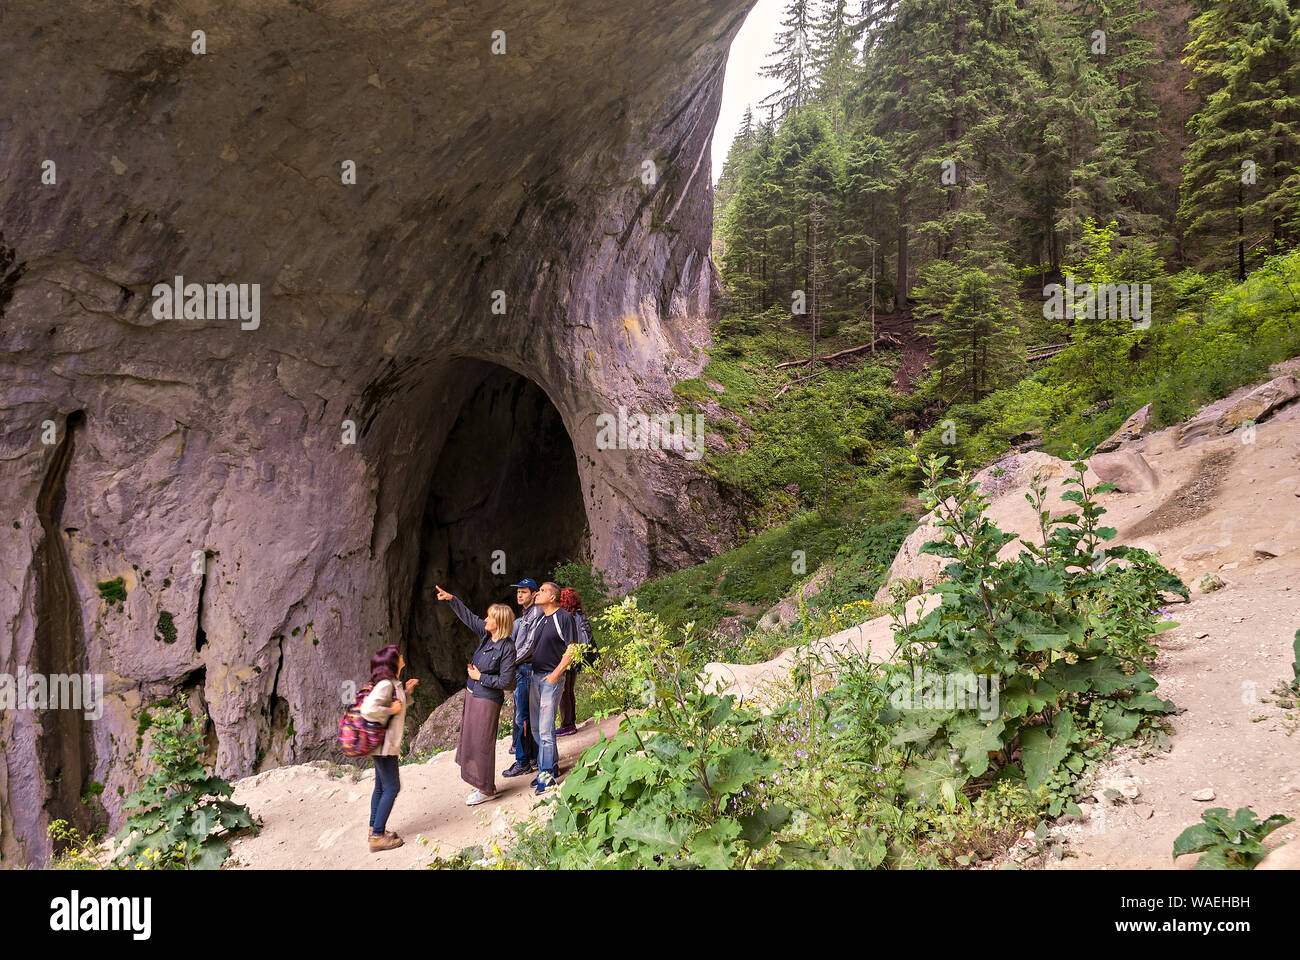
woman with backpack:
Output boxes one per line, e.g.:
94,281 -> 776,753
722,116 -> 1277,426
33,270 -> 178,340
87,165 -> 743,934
360,644 -> 418,852
435,585 -> 517,805
556,587 -> 594,737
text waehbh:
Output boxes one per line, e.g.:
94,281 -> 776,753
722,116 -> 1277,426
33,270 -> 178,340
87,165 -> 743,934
50,891 -> 151,940
152,275 -> 260,329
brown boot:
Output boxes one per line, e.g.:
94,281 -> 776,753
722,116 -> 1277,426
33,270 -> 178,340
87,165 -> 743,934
368,832 -> 404,852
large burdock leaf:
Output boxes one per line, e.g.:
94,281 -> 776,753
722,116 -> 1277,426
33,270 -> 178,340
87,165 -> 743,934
706,749 -> 779,797
1042,655 -> 1131,695
612,813 -> 690,859
1001,674 -> 1058,718
1171,821 -> 1219,860
902,755 -> 966,811
889,709 -> 952,747
1020,710 -> 1076,789
947,715 -> 1006,777
738,803 -> 791,847
685,819 -> 742,869
1093,703 -> 1141,742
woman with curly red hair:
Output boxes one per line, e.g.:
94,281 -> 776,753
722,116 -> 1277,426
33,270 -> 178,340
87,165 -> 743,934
556,587 -> 595,737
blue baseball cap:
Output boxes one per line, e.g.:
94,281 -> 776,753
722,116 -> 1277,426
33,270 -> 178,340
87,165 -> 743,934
509,578 -> 539,590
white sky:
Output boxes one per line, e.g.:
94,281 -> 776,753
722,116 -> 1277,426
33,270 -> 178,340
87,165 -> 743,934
712,0 -> 785,184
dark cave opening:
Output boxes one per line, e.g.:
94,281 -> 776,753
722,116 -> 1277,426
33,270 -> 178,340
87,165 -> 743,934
405,363 -> 589,709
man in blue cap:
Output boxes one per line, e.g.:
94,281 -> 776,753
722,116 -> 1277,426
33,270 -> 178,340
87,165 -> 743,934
502,578 -> 541,777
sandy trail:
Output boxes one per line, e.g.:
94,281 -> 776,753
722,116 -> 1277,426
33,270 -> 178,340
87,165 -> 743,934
228,714 -> 623,869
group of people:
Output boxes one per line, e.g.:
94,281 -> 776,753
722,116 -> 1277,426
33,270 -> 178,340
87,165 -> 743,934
360,577 -> 594,853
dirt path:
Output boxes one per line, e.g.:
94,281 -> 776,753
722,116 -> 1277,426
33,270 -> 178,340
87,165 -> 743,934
227,715 -> 622,869
714,373 -> 1300,869
1045,566 -> 1300,869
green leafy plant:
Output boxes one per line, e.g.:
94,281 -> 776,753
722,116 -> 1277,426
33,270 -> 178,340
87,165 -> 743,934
46,820 -> 108,870
883,452 -> 1184,816
114,696 -> 255,869
1172,807 -> 1293,869
155,610 -> 177,644
536,598 -> 790,869
1290,628 -> 1300,693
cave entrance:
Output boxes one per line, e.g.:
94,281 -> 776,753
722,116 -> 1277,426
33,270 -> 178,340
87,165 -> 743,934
407,361 -> 588,703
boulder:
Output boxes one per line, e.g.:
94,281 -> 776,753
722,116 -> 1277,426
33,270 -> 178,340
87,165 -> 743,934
1094,403 -> 1154,453
758,565 -> 831,631
1253,541 -> 1286,559
410,689 -> 469,757
1090,450 -> 1160,493
1178,375 -> 1300,446
873,453 -> 1099,603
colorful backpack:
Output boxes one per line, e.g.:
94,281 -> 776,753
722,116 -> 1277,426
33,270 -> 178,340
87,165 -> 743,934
338,683 -> 388,757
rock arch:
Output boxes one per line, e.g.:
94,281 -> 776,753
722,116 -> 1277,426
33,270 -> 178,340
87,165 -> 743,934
0,0 -> 755,863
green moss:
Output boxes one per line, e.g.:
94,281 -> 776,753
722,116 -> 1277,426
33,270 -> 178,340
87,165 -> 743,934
97,577 -> 126,605
155,610 -> 177,644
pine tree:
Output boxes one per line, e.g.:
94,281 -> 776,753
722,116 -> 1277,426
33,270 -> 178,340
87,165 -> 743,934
761,0 -> 819,120
858,0 -> 1038,303
914,261 -> 1024,404
1179,0 -> 1300,278
810,0 -> 863,135
1014,0 -> 1164,272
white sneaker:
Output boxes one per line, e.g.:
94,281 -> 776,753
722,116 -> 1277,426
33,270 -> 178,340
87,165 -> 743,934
466,789 -> 495,806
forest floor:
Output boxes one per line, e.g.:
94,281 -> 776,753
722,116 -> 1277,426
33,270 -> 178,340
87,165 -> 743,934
227,371 -> 1300,870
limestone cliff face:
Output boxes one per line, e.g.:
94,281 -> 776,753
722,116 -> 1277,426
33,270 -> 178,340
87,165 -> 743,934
0,0 -> 753,864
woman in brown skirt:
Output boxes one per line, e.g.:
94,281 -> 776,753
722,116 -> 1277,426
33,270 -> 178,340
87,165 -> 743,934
436,585 -> 516,805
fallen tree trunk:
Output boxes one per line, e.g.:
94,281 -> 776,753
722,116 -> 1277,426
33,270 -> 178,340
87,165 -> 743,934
774,334 -> 900,370
774,369 -> 827,399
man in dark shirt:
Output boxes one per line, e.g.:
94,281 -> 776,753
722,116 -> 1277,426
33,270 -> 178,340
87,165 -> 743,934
503,578 -> 542,778
527,581 -> 578,793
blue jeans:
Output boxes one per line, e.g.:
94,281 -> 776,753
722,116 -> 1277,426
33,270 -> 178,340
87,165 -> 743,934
529,672 -> 564,784
513,662 -> 538,765
369,755 -> 400,835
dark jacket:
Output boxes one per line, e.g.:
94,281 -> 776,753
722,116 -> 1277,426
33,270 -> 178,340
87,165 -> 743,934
448,596 -> 516,703
570,611 -> 595,671
511,602 -> 543,664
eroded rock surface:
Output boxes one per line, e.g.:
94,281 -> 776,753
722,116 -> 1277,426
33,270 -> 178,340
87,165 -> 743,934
0,0 -> 754,863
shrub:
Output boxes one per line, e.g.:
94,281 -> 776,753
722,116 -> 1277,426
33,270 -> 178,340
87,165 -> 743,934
536,600 -> 789,869
114,696 -> 255,869
882,452 -> 1185,817
1172,807 -> 1293,869
97,577 -> 126,606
